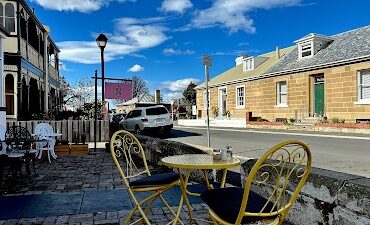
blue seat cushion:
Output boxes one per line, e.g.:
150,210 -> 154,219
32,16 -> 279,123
201,187 -> 276,224
130,173 -> 179,187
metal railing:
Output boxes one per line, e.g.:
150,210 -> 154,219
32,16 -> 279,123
20,38 -> 44,72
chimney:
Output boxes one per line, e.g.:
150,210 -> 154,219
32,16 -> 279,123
276,46 -> 280,59
32,8 -> 35,13
155,90 -> 161,104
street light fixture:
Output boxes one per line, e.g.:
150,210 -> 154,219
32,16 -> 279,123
202,55 -> 212,147
96,33 -> 108,101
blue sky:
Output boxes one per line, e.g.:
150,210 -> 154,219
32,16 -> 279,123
27,0 -> 370,101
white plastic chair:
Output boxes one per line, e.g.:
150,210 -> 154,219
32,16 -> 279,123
34,123 -> 58,163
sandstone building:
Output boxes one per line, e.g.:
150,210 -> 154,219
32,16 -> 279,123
195,25 -> 370,123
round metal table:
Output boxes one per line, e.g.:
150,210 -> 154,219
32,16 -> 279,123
161,154 -> 240,225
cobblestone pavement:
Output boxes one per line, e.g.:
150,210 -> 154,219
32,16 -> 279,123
1,153 -> 124,195
0,204 -> 211,225
0,153 -> 212,224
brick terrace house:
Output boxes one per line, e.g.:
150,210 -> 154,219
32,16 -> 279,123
195,25 -> 370,123
2,0 -> 62,121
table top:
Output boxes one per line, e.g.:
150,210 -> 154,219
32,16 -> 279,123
161,154 -> 240,170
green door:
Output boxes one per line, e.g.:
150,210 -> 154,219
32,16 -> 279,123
314,83 -> 324,116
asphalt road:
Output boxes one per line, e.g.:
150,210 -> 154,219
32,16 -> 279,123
167,126 -> 370,178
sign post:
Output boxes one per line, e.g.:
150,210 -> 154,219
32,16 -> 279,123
91,76 -> 132,151
202,55 -> 212,147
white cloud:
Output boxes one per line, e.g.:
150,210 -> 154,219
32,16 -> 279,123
161,78 -> 199,92
189,0 -> 302,33
58,17 -> 170,64
30,0 -> 136,13
160,0 -> 193,14
163,48 -> 195,56
127,64 -> 144,72
59,62 -> 72,71
160,78 -> 199,102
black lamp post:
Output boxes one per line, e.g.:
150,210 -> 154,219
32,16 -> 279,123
96,33 -> 108,101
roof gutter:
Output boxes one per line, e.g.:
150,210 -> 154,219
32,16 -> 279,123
195,55 -> 370,90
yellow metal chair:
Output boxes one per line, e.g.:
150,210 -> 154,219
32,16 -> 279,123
201,140 -> 312,225
110,130 -> 181,225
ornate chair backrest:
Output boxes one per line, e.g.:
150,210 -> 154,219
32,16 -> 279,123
5,126 -> 32,140
34,123 -> 54,137
0,124 -> 4,152
237,140 -> 312,224
5,126 -> 32,151
110,130 -> 150,188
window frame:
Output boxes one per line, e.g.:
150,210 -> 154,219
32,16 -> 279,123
355,69 -> 370,105
243,57 -> 254,71
276,81 -> 288,107
2,2 -> 16,35
5,74 -> 16,116
235,85 -> 245,109
298,41 -> 313,59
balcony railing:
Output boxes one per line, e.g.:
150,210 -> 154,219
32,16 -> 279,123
48,64 -> 58,81
20,38 -> 44,72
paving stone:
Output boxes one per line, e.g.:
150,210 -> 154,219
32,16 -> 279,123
68,214 -> 93,223
151,207 -> 163,215
93,219 -> 118,225
55,216 -> 70,225
105,212 -> 117,220
2,219 -> 18,225
93,212 -> 106,221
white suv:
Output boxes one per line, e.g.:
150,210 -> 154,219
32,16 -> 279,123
120,105 -> 173,134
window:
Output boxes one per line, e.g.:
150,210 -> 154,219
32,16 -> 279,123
146,107 -> 168,115
0,3 -> 3,27
5,74 -> 15,115
277,81 -> 287,106
244,58 -> 254,71
49,53 -> 56,67
4,3 -> 15,33
299,42 -> 313,59
358,70 -> 370,102
204,91 -> 210,110
131,110 -> 142,118
236,86 -> 245,108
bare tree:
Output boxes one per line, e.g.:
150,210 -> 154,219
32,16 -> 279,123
63,78 -> 94,110
132,75 -> 149,97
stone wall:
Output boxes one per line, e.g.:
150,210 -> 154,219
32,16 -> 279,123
196,61 -> 370,122
241,159 -> 370,225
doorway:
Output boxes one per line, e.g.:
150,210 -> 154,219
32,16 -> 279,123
314,76 -> 325,117
218,87 -> 227,117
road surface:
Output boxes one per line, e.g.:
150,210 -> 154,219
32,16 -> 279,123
167,126 -> 370,178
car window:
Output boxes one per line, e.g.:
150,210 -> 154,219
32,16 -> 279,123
146,107 -> 168,115
125,112 -> 133,119
131,110 -> 142,118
